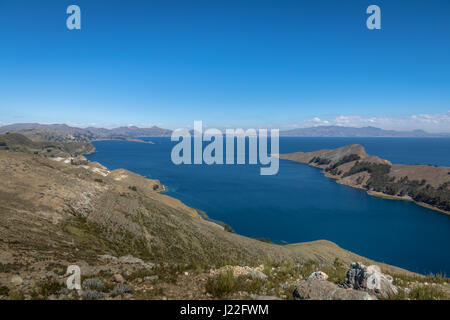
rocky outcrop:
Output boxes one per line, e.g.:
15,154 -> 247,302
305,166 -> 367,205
307,271 -> 328,281
293,262 -> 399,300
71,155 -> 89,165
342,262 -> 398,298
293,276 -> 375,300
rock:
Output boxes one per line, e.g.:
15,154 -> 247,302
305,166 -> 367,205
118,255 -> 155,269
10,275 -> 23,286
307,271 -> 328,281
98,254 -> 118,262
251,270 -> 268,281
342,262 -> 398,298
293,279 -> 376,300
113,274 -> 125,283
144,275 -> 159,283
71,156 -> 88,165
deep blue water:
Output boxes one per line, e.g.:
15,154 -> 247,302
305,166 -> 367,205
87,137 -> 450,275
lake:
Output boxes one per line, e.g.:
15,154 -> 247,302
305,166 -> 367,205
87,137 -> 450,275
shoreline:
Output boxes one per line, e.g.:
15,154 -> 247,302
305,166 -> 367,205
91,138 -> 154,144
367,190 -> 450,216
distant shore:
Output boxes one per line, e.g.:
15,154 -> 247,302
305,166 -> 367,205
92,137 -> 154,144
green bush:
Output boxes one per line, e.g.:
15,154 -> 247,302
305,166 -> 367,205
205,271 -> 236,297
0,286 -> 9,296
326,154 -> 361,173
110,284 -> 132,297
82,278 -> 104,291
309,157 -> 331,165
39,280 -> 65,297
408,286 -> 447,300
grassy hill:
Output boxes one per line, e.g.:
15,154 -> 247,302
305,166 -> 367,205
0,136 -> 447,300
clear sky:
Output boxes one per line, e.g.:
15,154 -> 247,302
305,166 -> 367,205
0,0 -> 449,132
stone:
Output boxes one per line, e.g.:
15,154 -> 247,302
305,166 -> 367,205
113,274 -> 125,283
251,270 -> 268,281
144,275 -> 159,282
293,279 -> 376,300
307,271 -> 328,281
342,262 -> 398,298
71,156 -> 89,165
118,255 -> 155,269
10,275 -> 23,286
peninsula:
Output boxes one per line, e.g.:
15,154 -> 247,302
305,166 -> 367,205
279,145 -> 450,215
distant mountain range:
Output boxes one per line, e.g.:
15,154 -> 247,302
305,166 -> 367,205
0,123 -> 172,142
0,123 -> 448,142
279,126 -> 450,137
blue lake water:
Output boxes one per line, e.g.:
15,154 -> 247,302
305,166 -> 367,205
87,137 -> 450,275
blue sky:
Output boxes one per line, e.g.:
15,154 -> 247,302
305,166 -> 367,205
0,0 -> 449,131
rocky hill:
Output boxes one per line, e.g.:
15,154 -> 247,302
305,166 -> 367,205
0,123 -> 172,142
0,136 -> 448,300
0,132 -> 95,157
279,144 -> 450,214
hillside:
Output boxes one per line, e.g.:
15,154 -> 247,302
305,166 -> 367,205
0,132 -> 95,157
279,145 -> 450,214
0,123 -> 172,142
0,135 -> 448,300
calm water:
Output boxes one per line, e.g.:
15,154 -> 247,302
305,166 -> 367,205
87,137 -> 450,275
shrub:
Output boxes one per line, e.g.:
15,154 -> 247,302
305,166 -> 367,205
205,271 -> 264,298
343,162 -> 391,178
110,284 -> 132,297
205,271 -> 236,298
81,290 -> 105,300
40,280 -> 65,297
310,157 -> 331,165
8,289 -> 24,300
94,178 -> 103,183
152,184 -> 159,191
325,154 -> 361,173
0,286 -> 9,296
408,286 -> 447,300
128,186 -> 137,192
82,278 -> 104,291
